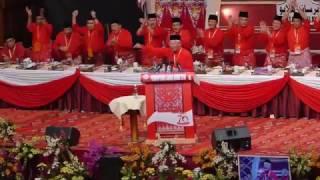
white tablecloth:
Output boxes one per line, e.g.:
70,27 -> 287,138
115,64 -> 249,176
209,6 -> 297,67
109,95 -> 146,119
0,66 -> 76,86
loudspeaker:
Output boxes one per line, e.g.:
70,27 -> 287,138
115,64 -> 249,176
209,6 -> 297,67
94,155 -> 123,180
45,126 -> 80,146
212,126 -> 251,152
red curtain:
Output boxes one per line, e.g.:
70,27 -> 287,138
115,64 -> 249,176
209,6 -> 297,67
192,76 -> 288,112
79,75 -> 145,104
196,7 -> 205,30
0,70 -> 79,108
181,4 -> 196,39
289,78 -> 320,112
160,5 -> 172,30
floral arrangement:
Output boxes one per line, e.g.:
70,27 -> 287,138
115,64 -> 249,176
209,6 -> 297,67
37,137 -> 88,180
213,142 -> 238,179
10,137 -> 42,170
192,142 -> 238,179
0,149 -> 23,180
152,141 -> 187,179
83,140 -> 118,176
0,117 -> 16,141
289,148 -> 312,179
193,149 -> 217,170
37,153 -> 87,180
121,143 -> 154,179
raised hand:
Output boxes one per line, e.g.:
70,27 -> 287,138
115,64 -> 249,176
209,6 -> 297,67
259,21 -> 267,32
40,8 -> 45,16
72,10 -> 79,17
227,15 -> 234,28
139,18 -> 147,26
25,6 -> 32,16
90,10 -> 97,19
197,28 -> 204,38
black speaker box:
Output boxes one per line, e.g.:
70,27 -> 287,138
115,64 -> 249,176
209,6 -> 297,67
45,126 -> 80,146
94,155 -> 123,180
212,126 -> 251,152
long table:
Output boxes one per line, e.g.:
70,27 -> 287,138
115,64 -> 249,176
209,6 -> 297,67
0,65 -> 319,119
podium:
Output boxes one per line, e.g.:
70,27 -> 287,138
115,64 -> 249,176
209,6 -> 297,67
141,72 -> 196,144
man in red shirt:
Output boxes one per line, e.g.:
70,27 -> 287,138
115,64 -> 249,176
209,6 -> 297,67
143,35 -> 193,72
26,7 -> 53,62
105,20 -> 133,64
137,14 -> 167,65
259,15 -> 289,68
72,10 -> 105,65
137,14 -> 166,48
227,11 -> 256,67
199,14 -> 224,66
258,159 -> 278,180
283,4 -> 311,68
1,35 -> 25,63
166,17 -> 193,50
53,22 -> 82,61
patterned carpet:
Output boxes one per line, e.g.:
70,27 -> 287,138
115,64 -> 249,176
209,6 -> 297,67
0,108 -> 319,156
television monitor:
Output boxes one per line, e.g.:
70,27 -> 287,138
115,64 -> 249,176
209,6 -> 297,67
238,155 -> 291,180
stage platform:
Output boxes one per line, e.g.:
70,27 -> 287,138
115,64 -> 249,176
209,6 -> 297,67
0,108 -> 319,156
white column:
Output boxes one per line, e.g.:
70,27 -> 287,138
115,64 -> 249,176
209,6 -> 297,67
146,0 -> 156,14
205,0 -> 221,28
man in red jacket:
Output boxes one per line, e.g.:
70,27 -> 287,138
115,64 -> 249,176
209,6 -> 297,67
26,7 -> 53,62
259,15 -> 289,68
105,20 -> 133,64
53,22 -> 82,61
166,17 -> 193,50
226,11 -> 256,67
143,35 -> 194,72
283,4 -> 311,68
199,14 -> 224,66
1,35 -> 25,63
137,13 -> 166,48
72,10 -> 105,65
137,14 -> 167,65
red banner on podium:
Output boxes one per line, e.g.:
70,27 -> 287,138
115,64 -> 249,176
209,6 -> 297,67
141,73 -> 196,144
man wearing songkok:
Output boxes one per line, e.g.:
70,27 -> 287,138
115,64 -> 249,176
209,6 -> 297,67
143,35 -> 193,72
166,17 -> 193,50
137,13 -> 166,48
72,10 -> 105,65
105,20 -> 133,64
226,11 -> 256,67
259,15 -> 289,68
0,35 -> 25,63
198,14 -> 224,67
26,7 -> 53,62
53,22 -> 82,61
283,4 -> 311,68
137,13 -> 167,65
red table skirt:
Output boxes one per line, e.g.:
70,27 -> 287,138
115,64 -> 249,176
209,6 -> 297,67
1,82 -> 319,119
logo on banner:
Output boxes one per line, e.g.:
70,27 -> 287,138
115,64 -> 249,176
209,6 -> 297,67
277,0 -> 320,21
177,113 -> 190,125
147,110 -> 194,127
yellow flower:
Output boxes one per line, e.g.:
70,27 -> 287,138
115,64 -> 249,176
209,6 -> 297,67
182,170 -> 193,178
5,168 -> 11,176
0,156 -> 4,164
61,166 -> 74,174
71,176 -> 84,180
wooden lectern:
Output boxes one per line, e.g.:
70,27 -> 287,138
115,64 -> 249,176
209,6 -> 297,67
141,72 -> 196,144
